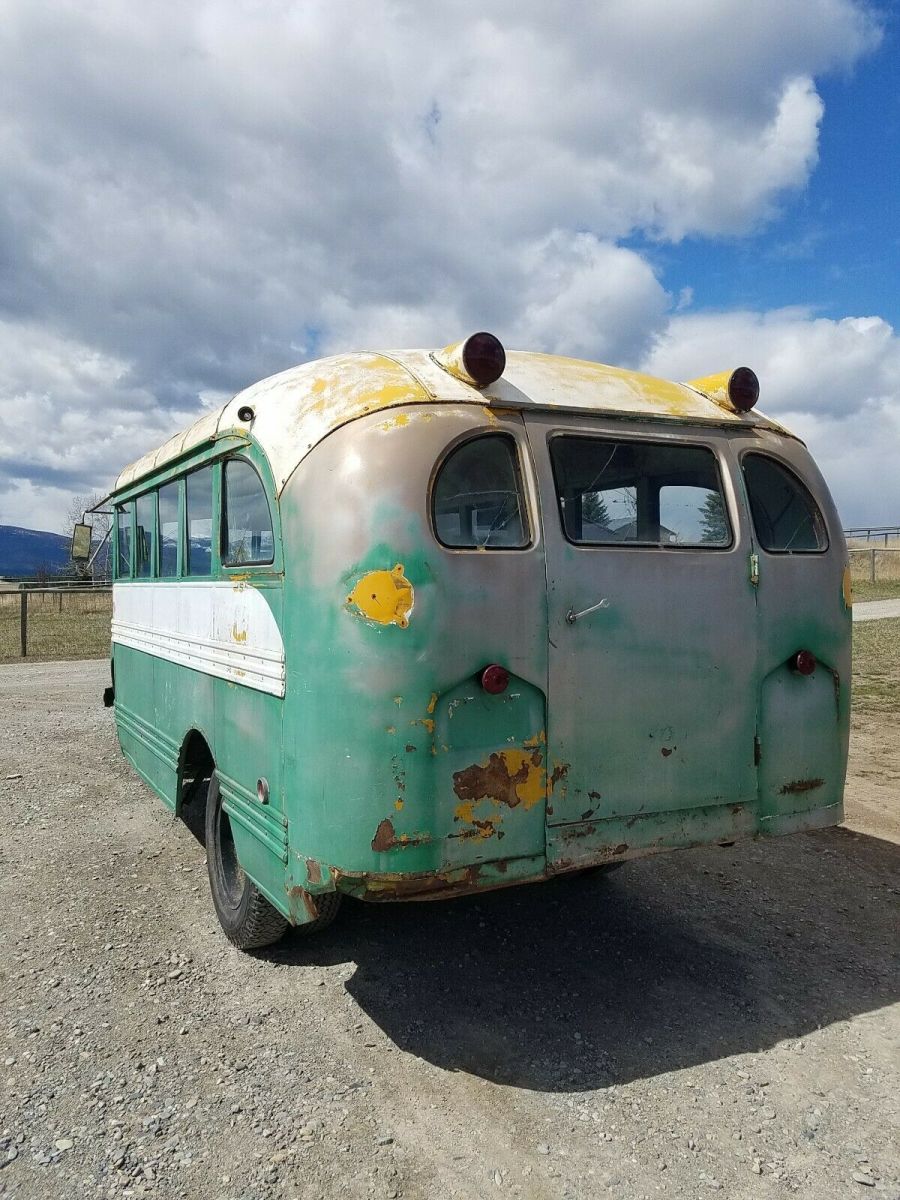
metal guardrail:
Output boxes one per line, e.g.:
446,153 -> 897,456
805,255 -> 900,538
844,526 -> 900,545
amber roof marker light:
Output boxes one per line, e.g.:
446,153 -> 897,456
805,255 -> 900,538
433,332 -> 506,389
686,367 -> 760,414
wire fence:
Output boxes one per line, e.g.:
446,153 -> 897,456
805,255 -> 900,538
0,587 -> 112,662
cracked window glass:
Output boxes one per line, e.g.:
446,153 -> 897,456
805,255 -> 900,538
743,453 -> 827,552
550,437 -> 730,547
433,435 -> 528,549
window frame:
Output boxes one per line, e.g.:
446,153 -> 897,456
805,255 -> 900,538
220,456 -> 276,569
157,479 -> 182,579
134,490 -> 157,579
739,450 -> 829,556
547,431 -> 735,552
115,502 -> 134,579
184,463 -> 217,579
429,431 -> 533,552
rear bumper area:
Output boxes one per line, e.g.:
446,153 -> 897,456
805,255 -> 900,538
547,798 -> 845,874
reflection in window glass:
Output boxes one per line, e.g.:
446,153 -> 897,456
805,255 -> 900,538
222,460 -> 274,565
186,467 -> 213,575
742,454 -> 827,552
549,438 -> 730,547
135,493 -> 154,577
116,505 -> 132,578
158,482 -> 179,577
432,435 -> 528,549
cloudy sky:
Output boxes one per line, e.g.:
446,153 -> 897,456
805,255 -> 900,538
1,0 -> 897,534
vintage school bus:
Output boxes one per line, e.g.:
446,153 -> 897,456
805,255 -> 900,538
101,333 -> 851,948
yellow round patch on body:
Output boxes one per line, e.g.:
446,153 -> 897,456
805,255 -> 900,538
347,563 -> 414,628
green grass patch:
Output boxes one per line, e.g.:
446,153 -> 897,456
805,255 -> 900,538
852,617 -> 900,714
850,580 -> 900,602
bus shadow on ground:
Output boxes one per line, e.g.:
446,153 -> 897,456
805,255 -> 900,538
268,826 -> 899,1091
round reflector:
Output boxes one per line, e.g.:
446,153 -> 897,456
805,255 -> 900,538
480,664 -> 509,694
462,333 -> 506,388
790,649 -> 817,676
728,367 -> 759,413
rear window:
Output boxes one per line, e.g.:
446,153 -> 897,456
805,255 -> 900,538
742,453 -> 827,552
432,434 -> 529,549
549,437 -> 731,547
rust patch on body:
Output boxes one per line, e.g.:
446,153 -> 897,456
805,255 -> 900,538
780,778 -> 825,795
372,818 -> 396,853
405,743 -> 416,753
452,749 -> 545,810
371,816 -> 431,851
306,859 -> 323,886
549,762 -> 569,793
661,746 -> 674,757
588,790 -> 602,801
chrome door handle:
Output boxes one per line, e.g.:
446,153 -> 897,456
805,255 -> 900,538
565,598 -> 610,624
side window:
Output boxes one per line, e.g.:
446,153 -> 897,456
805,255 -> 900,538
158,482 -> 179,577
742,454 -> 827,553
432,435 -> 529,549
116,504 -> 132,578
186,466 -> 214,576
549,437 -> 731,547
222,460 -> 274,566
135,493 -> 154,578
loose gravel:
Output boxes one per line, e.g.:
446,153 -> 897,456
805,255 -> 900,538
1,660 -> 898,1200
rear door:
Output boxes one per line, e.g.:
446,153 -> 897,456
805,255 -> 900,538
523,415 -> 759,866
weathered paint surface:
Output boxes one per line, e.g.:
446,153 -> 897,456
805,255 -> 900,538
347,563 -> 414,627
107,346 -> 850,922
115,348 -> 793,498
112,580 -> 286,696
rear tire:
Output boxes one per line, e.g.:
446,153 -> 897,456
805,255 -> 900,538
205,773 -> 289,950
297,890 -> 342,934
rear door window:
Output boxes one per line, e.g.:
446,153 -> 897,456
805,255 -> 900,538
432,434 -> 529,549
742,453 -> 827,552
549,437 -> 731,547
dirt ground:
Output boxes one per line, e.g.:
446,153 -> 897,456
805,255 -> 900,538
0,660 -> 897,1200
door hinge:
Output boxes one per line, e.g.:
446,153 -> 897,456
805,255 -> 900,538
749,552 -> 760,586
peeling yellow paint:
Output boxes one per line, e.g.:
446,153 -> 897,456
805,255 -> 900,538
378,410 -> 411,431
412,717 -> 435,734
394,798 -> 404,811
500,749 -> 546,808
842,565 -> 853,609
231,623 -> 248,644
386,725 -> 397,735
347,563 -> 414,628
426,692 -> 438,714
523,730 -> 546,749
454,800 -> 476,824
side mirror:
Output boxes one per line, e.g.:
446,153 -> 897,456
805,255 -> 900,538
71,522 -> 92,561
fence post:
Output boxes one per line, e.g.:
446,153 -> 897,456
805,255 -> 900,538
20,590 -> 27,657
870,548 -> 876,583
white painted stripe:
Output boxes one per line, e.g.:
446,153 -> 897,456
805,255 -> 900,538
112,581 -> 285,697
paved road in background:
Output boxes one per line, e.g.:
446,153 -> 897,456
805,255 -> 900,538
853,598 -> 900,622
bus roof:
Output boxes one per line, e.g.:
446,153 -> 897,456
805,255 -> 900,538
114,348 -> 791,495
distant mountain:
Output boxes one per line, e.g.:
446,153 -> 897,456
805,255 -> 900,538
0,525 -> 71,577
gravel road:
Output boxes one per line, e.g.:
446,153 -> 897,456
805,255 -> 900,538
1,660 -> 898,1200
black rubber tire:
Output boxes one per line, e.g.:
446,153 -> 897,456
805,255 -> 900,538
205,773 -> 289,950
296,890 -> 342,935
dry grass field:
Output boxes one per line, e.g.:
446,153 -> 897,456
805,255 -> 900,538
0,588 -> 112,662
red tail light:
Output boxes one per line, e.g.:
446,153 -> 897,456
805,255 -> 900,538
790,649 -> 817,676
480,664 -> 509,694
